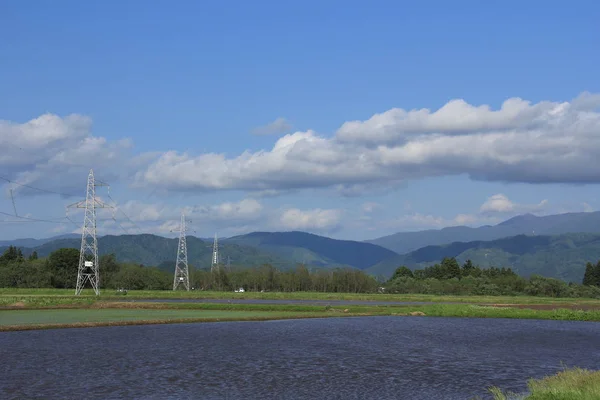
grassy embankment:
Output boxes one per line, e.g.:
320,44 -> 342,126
1,287 -> 600,331
487,368 -> 600,400
2,287 -> 600,306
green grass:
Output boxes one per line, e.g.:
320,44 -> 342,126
0,309 -> 303,326
1,298 -> 600,332
0,308 -> 338,331
488,368 -> 600,400
2,288 -> 600,306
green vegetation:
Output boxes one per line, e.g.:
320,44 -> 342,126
3,288 -> 600,307
0,308 -> 312,327
488,368 -> 600,400
0,246 -> 380,292
2,245 -> 600,303
368,232 -> 600,282
2,298 -> 600,331
384,257 -> 600,298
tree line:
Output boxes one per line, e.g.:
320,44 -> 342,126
385,257 -> 600,298
2,245 -> 600,297
0,246 -> 380,293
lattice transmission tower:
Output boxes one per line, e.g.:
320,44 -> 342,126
211,233 -> 221,272
67,169 -> 112,296
173,212 -> 191,291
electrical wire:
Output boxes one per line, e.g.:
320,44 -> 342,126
0,174 -> 192,235
0,210 -> 71,224
106,193 -> 143,233
0,176 -> 80,198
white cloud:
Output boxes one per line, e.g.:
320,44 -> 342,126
479,193 -> 548,214
252,117 -> 292,135
0,113 -> 133,197
192,198 -> 263,222
384,193 -> 553,232
362,202 -> 381,213
279,208 -> 343,232
136,92 -> 600,193
96,198 -> 341,236
583,202 -> 594,212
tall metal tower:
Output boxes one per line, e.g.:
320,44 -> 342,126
173,212 -> 190,291
67,169 -> 112,296
211,233 -> 220,272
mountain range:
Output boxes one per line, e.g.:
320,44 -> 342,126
366,212 -> 600,254
1,211 -> 600,282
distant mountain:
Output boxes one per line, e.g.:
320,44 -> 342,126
366,232 -> 600,282
1,234 -> 290,270
367,212 -> 600,254
224,231 -> 399,269
0,233 -> 80,249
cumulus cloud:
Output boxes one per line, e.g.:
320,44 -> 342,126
136,92 -> 600,193
0,113 -> 133,197
96,198 -> 341,236
252,117 -> 292,136
384,193 -> 552,232
479,194 -> 548,215
279,208 -> 343,232
383,211 -> 496,231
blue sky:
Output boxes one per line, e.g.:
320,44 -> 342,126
0,0 -> 599,241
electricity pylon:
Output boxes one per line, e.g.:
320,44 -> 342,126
173,212 -> 190,291
67,169 -> 112,296
211,233 -> 220,272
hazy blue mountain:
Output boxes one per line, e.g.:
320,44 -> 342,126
366,232 -> 600,282
0,233 -> 80,249
366,212 -> 600,254
224,231 -> 399,269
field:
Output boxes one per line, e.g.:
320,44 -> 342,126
488,368 -> 600,400
1,288 -> 600,331
3,287 -> 600,306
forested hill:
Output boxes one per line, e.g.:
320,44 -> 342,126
0,231 -> 400,271
366,233 -> 600,282
0,234 -> 289,270
224,231 -> 398,269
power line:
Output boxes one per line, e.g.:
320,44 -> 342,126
0,176 -> 79,198
0,210 -> 70,224
106,193 -> 143,234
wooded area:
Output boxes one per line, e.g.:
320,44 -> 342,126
1,246 -> 599,297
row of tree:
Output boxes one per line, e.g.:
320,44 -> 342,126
385,257 -> 600,298
0,246 -> 380,293
2,246 -> 600,298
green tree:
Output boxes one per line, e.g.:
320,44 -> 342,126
28,251 -> 39,261
0,246 -> 20,265
441,257 -> 461,279
583,262 -> 596,286
594,261 -> 600,287
462,259 -> 476,276
99,254 -> 120,288
47,248 -> 80,288
391,266 -> 414,280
